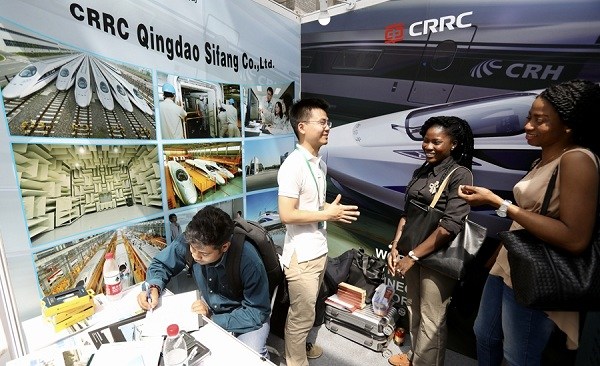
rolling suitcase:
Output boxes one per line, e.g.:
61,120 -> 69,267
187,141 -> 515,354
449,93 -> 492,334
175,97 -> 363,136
325,302 -> 400,336
325,316 -> 392,354
324,303 -> 399,355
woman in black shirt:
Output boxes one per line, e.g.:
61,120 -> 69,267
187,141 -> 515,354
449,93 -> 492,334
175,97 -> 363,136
387,116 -> 474,366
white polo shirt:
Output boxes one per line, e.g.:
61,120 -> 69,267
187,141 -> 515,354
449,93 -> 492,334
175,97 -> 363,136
278,144 -> 328,267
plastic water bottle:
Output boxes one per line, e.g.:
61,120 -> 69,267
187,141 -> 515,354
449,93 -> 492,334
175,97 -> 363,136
163,324 -> 188,366
103,252 -> 122,301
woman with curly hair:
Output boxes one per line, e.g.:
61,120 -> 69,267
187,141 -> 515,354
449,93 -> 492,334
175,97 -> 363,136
458,79 -> 600,365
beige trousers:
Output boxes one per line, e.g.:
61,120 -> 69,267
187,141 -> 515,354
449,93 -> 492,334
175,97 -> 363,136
405,263 -> 457,366
283,252 -> 327,366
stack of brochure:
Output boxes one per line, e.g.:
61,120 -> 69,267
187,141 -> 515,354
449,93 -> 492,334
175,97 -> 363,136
41,286 -> 96,332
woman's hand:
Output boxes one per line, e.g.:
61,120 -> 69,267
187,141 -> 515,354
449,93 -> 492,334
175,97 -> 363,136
387,246 -> 399,275
395,256 -> 416,277
387,246 -> 416,277
458,185 -> 498,207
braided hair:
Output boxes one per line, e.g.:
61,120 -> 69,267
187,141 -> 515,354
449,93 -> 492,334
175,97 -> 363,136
404,115 -> 475,195
419,116 -> 475,170
540,79 -> 600,156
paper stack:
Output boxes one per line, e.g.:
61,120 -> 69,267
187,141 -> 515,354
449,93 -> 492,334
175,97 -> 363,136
41,286 -> 96,332
334,282 -> 367,310
325,293 -> 357,312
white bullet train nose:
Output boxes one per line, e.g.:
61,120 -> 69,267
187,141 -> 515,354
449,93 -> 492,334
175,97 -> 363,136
1,83 -> 24,99
167,161 -> 198,205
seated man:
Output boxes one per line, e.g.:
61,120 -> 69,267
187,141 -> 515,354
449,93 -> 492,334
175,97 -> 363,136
137,205 -> 271,359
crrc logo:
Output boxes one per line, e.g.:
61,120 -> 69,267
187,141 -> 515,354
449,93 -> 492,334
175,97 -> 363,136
385,23 -> 404,44
409,11 -> 473,36
470,59 -> 564,80
384,11 -> 473,43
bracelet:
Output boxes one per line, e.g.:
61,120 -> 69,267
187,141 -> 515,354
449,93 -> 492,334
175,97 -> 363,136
408,250 -> 419,261
148,284 -> 162,295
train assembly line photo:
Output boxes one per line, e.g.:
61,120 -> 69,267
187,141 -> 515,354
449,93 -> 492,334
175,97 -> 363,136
33,218 -> 166,299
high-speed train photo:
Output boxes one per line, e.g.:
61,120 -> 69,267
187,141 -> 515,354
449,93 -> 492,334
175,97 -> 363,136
321,90 -> 543,236
90,57 -> 115,111
2,51 -> 154,119
257,210 -> 281,229
199,159 -> 235,180
55,54 -> 85,91
100,61 -> 153,115
96,59 -> 134,112
301,0 -> 600,122
74,56 -> 92,108
187,159 -> 226,185
167,160 -> 198,205
1,54 -> 79,99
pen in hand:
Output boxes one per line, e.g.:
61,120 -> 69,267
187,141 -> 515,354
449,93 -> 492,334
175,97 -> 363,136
148,291 -> 154,314
144,282 -> 153,314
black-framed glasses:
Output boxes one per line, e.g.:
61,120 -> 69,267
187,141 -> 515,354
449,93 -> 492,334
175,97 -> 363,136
302,119 -> 332,128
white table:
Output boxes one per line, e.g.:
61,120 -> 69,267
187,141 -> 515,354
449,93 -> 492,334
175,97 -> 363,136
192,316 -> 275,365
14,285 -> 275,365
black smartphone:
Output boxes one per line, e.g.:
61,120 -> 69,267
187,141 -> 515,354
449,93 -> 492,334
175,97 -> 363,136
180,330 -> 211,365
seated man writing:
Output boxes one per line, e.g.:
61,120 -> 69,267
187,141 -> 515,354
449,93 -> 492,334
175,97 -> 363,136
137,205 -> 271,359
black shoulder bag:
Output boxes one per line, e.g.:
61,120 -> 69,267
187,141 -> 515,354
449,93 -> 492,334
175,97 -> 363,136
399,167 -> 487,280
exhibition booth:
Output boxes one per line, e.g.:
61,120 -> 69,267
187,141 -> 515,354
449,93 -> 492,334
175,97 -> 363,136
0,0 -> 599,364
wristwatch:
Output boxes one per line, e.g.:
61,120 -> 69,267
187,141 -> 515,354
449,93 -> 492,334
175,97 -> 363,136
496,200 -> 512,217
408,250 -> 419,261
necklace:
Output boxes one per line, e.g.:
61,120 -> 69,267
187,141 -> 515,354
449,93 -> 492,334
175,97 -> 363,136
538,146 -> 573,167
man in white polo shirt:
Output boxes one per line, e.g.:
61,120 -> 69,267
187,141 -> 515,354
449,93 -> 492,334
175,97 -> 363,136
277,98 -> 360,366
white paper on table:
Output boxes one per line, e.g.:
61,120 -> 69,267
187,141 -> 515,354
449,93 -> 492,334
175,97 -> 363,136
141,289 -> 201,336
90,339 -> 162,366
99,283 -> 147,319
6,347 -> 66,366
6,335 -> 95,366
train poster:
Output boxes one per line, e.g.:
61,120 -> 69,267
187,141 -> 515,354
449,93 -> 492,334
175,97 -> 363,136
0,0 -> 300,321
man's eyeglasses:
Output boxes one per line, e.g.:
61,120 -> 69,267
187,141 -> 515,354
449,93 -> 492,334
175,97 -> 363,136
302,119 -> 332,128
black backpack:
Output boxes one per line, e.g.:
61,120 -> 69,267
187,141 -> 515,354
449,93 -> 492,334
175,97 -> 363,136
186,218 -> 283,300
